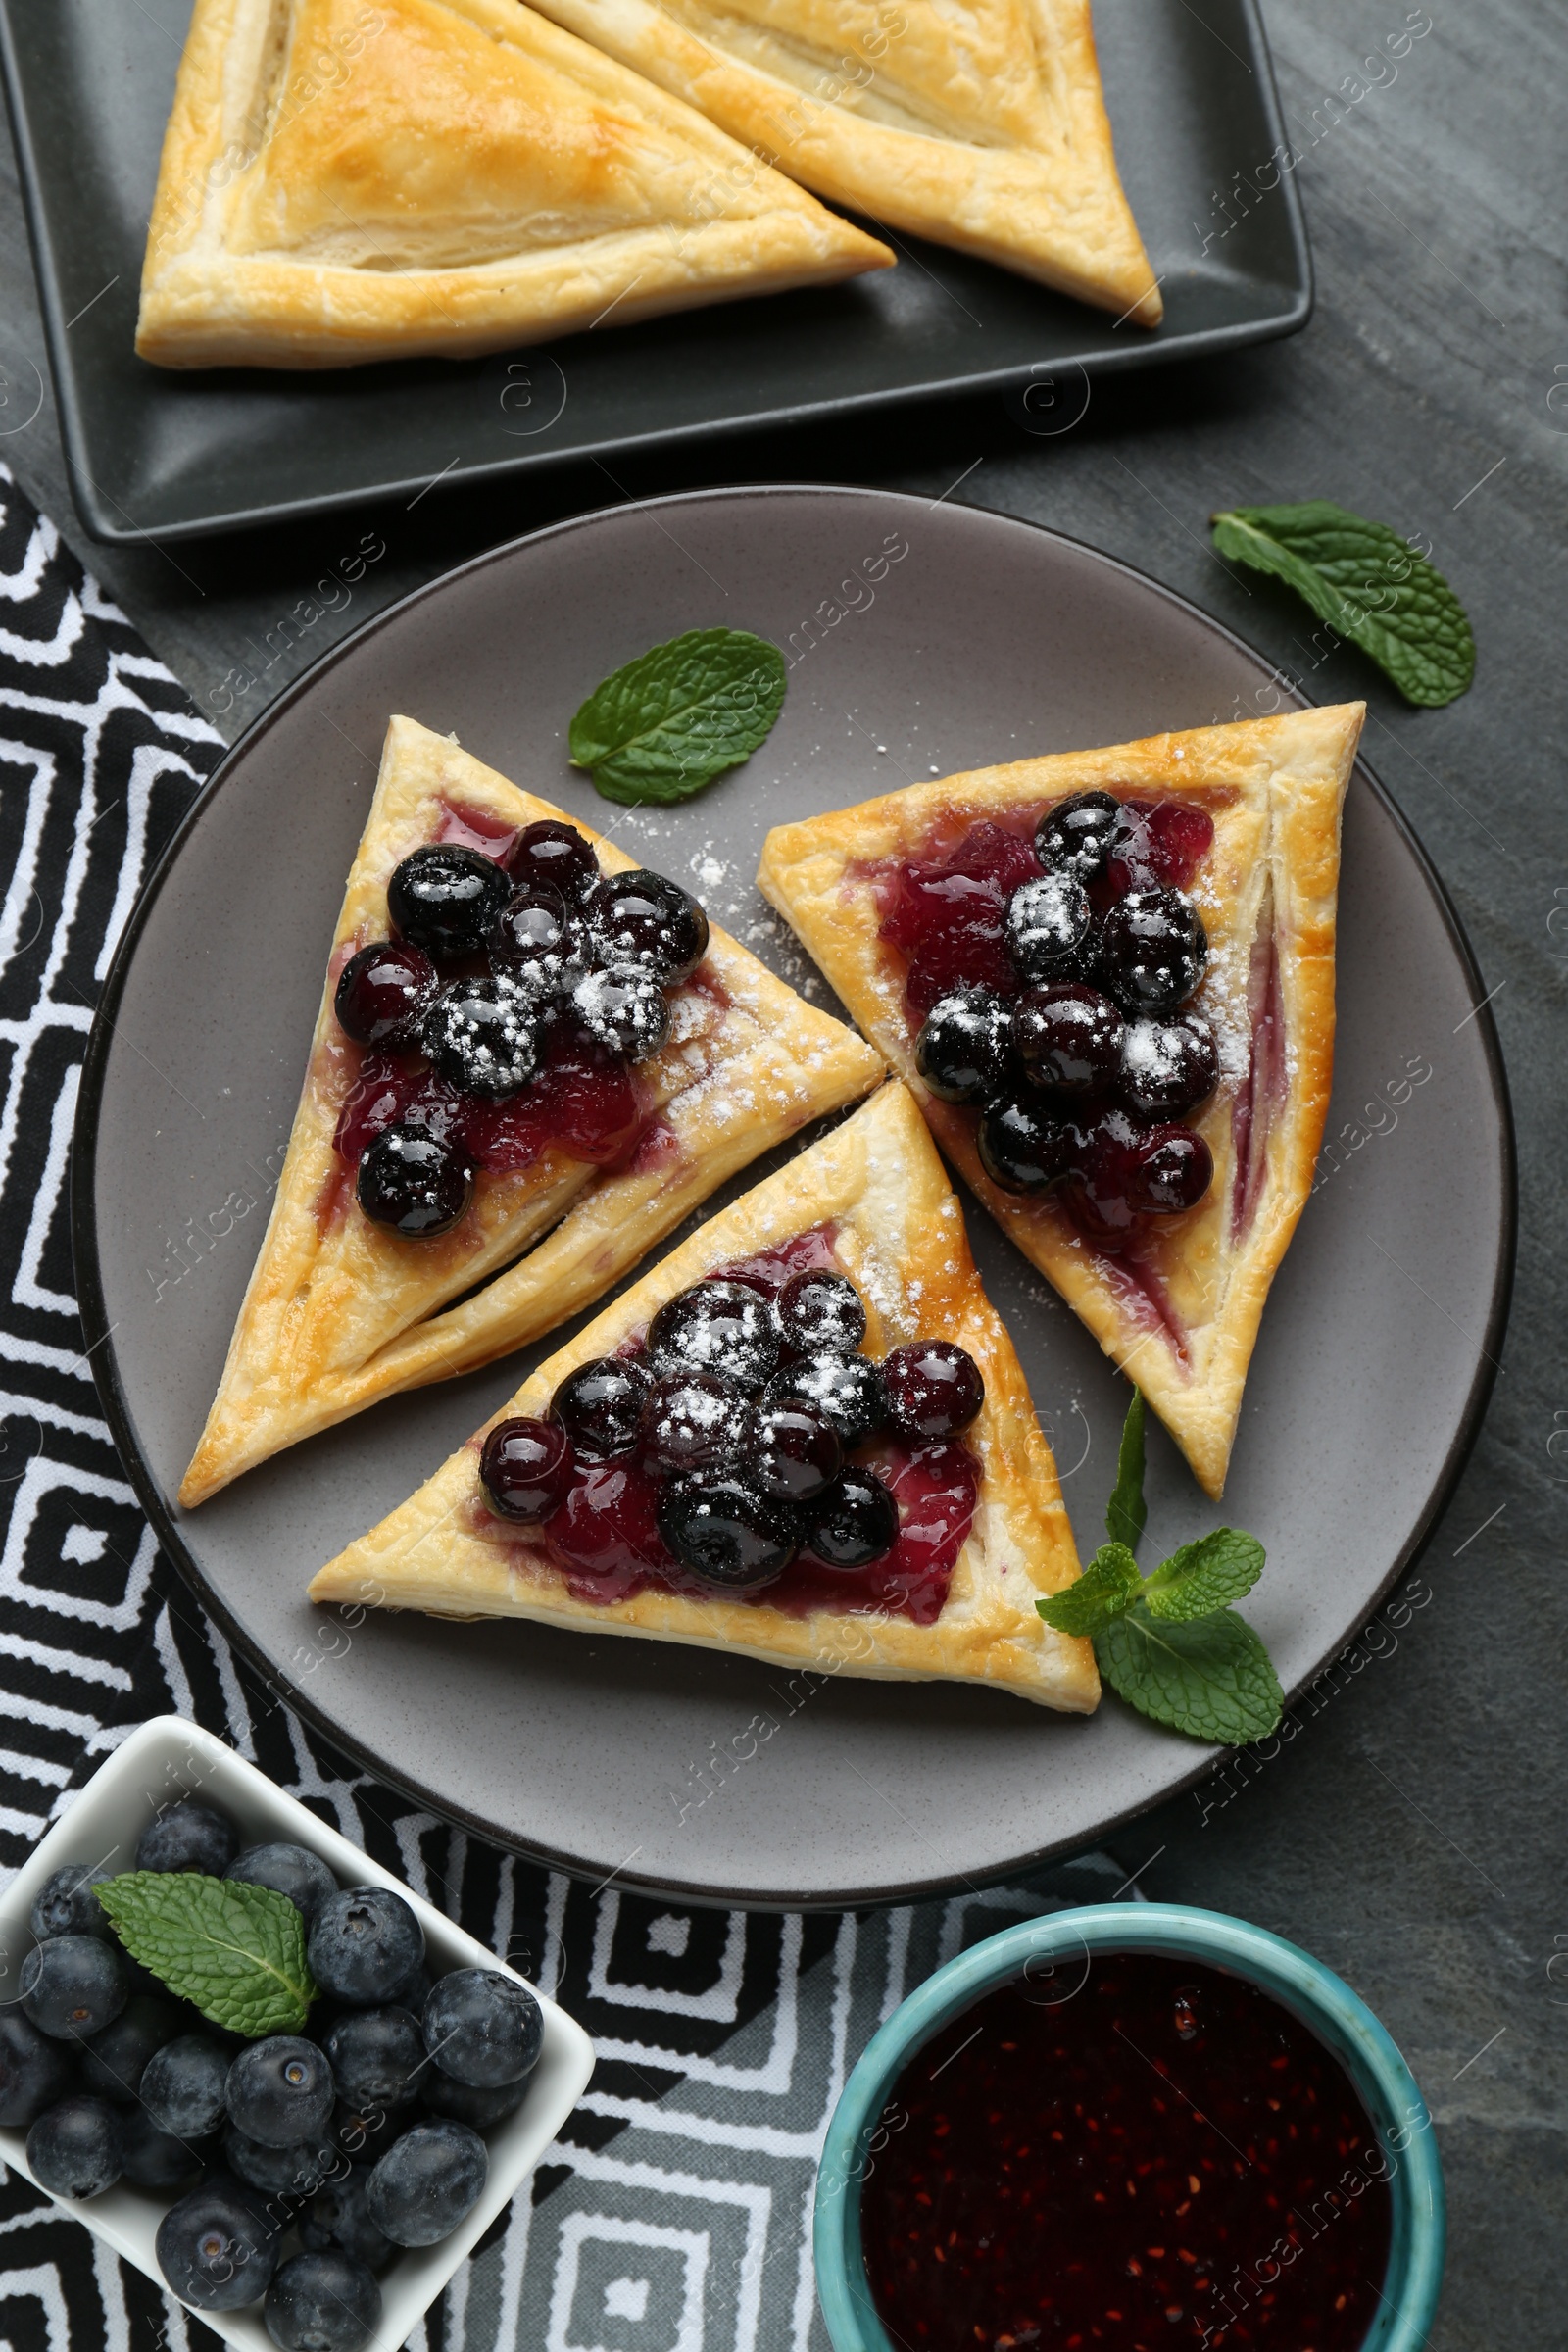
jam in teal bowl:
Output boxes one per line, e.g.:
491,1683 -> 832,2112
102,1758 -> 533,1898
814,1902 -> 1444,2352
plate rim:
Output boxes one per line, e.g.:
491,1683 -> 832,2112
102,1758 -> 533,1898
0,0 -> 1311,544
71,483 -> 1517,1910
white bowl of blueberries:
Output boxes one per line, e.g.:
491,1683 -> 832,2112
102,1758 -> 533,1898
0,1718 -> 593,2352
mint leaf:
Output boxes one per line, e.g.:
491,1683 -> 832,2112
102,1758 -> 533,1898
568,628 -> 787,805
1038,1543 -> 1142,1637
1144,1528 -> 1265,1622
96,1872 -> 317,2036
1105,1388 -> 1148,1556
1095,1604 -> 1284,1743
1210,502 -> 1474,707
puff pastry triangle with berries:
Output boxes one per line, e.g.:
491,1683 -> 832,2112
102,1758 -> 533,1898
757,704 -> 1366,1500
524,0 -> 1161,321
135,0 -> 891,369
309,1081 -> 1097,1712
178,714 -> 882,1507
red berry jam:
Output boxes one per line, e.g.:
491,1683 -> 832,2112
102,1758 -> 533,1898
435,797 -> 521,864
860,1952 -> 1394,2352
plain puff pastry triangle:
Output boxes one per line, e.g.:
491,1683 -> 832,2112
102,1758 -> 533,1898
136,0 -> 891,368
757,705 -> 1366,1500
178,714 -> 883,1506
522,0 -> 1160,320
310,1081 -> 1098,1713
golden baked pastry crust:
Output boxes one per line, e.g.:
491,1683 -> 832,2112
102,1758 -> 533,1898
178,714 -> 883,1505
309,1081 -> 1097,1712
136,0 -> 891,368
523,0 -> 1160,319
757,705 -> 1366,1499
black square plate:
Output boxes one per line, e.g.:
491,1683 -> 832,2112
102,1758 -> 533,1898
1,0 -> 1309,544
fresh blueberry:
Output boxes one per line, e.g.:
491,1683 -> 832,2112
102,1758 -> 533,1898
122,2103 -> 207,2191
753,1404 -> 842,1506
323,2009 -> 425,2112
570,963 -> 670,1063
657,1474 -> 797,1591
914,989 -> 1015,1104
1117,1012 -> 1219,1119
137,1799 -> 238,1877
508,820 -> 600,907
29,1866 -> 112,1943
157,2173 -> 282,2310
0,2011 -> 76,2127
330,2099 -> 416,2170
226,2036 -> 336,2148
1012,983 -> 1124,1095
334,942 -> 436,1051
638,1373 -> 754,1478
775,1270 -> 866,1357
976,1092 -> 1076,1194
1034,789 -> 1120,883
301,2169 -> 395,2272
646,1280 -> 781,1395
479,1416 -> 575,1521
266,2248 -> 382,2352
387,845 -> 511,963
764,1353 -> 886,1447
422,977 -> 538,1098
224,2124 -> 338,2198
881,1342 -> 985,1443
142,2034 -> 231,2140
80,1994 -> 183,2103
1004,871 -> 1093,981
21,1934 -> 127,2039
309,1888 -> 424,2010
366,2119 -> 488,2247
226,1843 -> 339,1927
422,1970 -> 542,2089
1100,886 -> 1208,1013
357,1125 -> 471,1238
585,869 -> 709,981
417,2071 -> 530,2131
26,2093 -> 124,2198
550,1357 -> 653,1461
808,1470 -> 900,1568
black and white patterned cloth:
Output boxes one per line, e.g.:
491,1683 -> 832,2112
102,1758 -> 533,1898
0,462 -> 1133,2352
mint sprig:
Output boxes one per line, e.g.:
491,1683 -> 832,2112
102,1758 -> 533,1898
568,627 -> 787,805
1210,500 -> 1475,707
96,1872 -> 317,2036
1040,1393 -> 1283,1742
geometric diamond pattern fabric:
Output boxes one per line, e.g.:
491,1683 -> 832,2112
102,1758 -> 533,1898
0,462 -> 1136,2352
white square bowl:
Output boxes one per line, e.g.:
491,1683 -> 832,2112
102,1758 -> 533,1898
0,1715 -> 595,2351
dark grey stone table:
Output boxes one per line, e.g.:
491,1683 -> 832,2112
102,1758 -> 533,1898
3,4 -> 1561,2343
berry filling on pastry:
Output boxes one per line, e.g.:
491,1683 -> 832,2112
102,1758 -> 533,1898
473,1230 -> 984,1624
329,808 -> 710,1236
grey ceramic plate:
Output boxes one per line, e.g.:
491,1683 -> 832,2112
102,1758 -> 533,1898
74,487 -> 1513,1908
1,0 -> 1308,543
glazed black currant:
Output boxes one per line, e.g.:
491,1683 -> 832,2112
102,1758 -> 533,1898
1117,1011 -> 1219,1119
765,1353 -> 885,1447
1012,983 -> 1124,1095
551,1357 -> 653,1460
647,1280 -> 781,1395
387,845 -> 511,962
587,869 -> 710,981
1132,1124 -> 1214,1213
914,988 -> 1014,1104
808,1469 -> 899,1568
776,1269 -> 867,1357
882,1342 -> 984,1443
1004,871 -> 1092,981
657,1475 -> 797,1589
509,819 -> 600,906
480,1417 -> 575,1520
639,1374 -> 753,1478
422,978 -> 538,1098
571,963 -> 671,1062
976,1093 -> 1076,1194
754,1404 -> 842,1504
1100,886 -> 1207,1013
357,1125 -> 471,1237
485,881 -> 577,978
334,942 -> 436,1051
1034,789 -> 1120,883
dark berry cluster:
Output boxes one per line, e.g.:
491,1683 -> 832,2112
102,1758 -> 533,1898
11,1798 -> 543,2348
335,821 -> 709,1239
479,1266 -> 985,1595
906,792 -> 1219,1240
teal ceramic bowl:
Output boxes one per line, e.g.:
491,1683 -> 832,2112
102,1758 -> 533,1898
815,1903 -> 1444,2352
